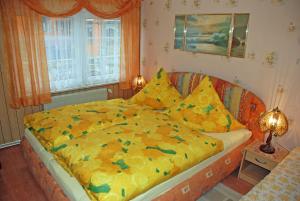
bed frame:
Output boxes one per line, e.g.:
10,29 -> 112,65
21,72 -> 266,201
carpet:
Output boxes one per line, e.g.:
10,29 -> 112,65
197,183 -> 243,201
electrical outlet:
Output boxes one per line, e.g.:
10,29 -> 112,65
181,185 -> 190,194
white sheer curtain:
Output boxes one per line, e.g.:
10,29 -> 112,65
42,9 -> 120,92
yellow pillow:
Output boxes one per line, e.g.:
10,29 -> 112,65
130,68 -> 182,109
168,76 -> 245,132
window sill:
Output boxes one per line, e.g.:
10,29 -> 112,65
51,82 -> 119,96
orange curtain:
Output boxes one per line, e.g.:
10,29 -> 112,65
0,0 -> 51,109
119,5 -> 140,89
22,0 -> 84,17
22,0 -> 141,89
85,0 -> 140,19
22,0 -> 140,18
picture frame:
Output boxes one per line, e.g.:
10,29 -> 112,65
230,13 -> 250,58
174,13 -> 250,58
174,15 -> 186,50
185,14 -> 232,56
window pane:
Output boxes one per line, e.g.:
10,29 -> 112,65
85,17 -> 120,86
43,16 -> 81,92
43,10 -> 120,92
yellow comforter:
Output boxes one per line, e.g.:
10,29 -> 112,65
25,99 -> 224,201
24,99 -> 150,150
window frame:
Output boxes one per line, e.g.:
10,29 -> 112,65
43,10 -> 121,93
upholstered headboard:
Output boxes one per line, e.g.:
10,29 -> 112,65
168,72 -> 266,142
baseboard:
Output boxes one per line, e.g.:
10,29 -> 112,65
0,140 -> 21,149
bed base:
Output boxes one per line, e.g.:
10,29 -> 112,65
21,138 -> 69,201
153,140 -> 252,201
21,138 -> 252,201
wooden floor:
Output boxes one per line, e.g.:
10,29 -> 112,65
222,168 -> 253,195
0,145 -> 253,201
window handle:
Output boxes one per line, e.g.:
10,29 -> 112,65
255,158 -> 266,164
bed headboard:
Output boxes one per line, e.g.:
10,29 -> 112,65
168,72 -> 266,142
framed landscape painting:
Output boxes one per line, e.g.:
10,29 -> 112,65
185,14 -> 232,56
174,15 -> 185,50
230,14 -> 250,58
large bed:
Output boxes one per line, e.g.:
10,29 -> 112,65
21,72 -> 266,201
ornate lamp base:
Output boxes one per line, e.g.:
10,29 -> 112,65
259,143 -> 275,154
260,131 -> 275,154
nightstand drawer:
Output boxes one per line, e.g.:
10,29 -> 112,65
245,151 -> 277,170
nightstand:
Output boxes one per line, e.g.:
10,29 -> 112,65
238,140 -> 289,185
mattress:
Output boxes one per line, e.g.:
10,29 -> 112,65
24,128 -> 251,201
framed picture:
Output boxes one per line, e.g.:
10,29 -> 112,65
173,13 -> 250,58
230,14 -> 250,58
185,14 -> 232,56
174,15 -> 186,50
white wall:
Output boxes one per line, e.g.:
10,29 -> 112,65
140,0 -> 300,150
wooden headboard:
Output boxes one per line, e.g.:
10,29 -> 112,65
168,72 -> 266,141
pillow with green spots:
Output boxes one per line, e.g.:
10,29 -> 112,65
130,68 -> 182,109
168,76 -> 245,132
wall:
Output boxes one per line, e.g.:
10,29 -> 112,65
140,0 -> 300,150
0,63 -> 43,147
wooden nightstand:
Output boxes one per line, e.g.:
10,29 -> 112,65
238,140 -> 289,185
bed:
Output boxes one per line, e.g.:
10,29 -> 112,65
21,71 -> 266,201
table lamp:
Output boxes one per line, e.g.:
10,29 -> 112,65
259,107 -> 288,154
132,75 -> 146,92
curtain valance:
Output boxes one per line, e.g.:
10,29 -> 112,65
22,0 -> 141,18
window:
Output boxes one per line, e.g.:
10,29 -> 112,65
43,10 -> 120,92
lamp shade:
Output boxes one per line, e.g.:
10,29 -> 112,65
259,107 -> 288,136
132,75 -> 146,91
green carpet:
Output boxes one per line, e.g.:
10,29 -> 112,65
197,183 -> 242,201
